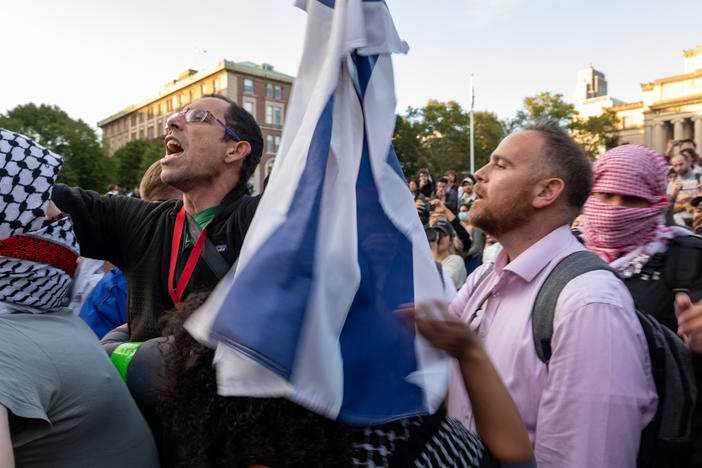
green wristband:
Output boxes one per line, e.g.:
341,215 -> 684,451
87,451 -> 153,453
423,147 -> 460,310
110,342 -> 143,383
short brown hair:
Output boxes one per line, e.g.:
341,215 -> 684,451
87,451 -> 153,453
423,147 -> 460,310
522,120 -> 592,216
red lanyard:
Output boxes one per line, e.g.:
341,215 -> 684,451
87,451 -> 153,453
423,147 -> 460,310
168,206 -> 212,307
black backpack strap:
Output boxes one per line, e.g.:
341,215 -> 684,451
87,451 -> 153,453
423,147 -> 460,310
532,250 -> 615,365
663,235 -> 702,293
186,214 -> 231,280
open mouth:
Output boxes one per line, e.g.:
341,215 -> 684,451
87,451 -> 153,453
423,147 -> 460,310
164,137 -> 184,158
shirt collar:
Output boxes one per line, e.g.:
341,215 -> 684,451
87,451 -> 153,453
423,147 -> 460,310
494,224 -> 575,282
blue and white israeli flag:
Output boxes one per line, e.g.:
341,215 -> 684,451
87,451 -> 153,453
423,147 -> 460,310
186,0 -> 449,425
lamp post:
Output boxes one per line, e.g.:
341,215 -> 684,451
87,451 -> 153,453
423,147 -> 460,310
470,74 -> 475,174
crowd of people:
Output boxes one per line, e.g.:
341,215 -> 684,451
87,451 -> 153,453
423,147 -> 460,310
1,92 -> 702,467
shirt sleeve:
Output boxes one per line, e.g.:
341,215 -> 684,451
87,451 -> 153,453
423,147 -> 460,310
52,184 -> 155,268
441,268 -> 457,302
0,327 -> 55,446
533,271 -> 657,468
450,217 -> 472,252
442,255 -> 467,291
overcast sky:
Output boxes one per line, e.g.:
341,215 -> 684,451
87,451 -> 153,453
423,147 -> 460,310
2,0 -> 701,132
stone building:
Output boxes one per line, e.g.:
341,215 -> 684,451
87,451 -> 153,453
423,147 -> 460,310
573,44 -> 702,155
574,66 -> 608,101
98,60 -> 294,194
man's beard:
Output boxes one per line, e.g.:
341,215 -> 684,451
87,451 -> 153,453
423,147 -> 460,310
468,190 -> 534,237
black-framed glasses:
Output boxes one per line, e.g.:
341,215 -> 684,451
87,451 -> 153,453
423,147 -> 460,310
165,107 -> 241,142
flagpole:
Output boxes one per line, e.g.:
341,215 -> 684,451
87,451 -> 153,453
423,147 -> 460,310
469,74 -> 475,174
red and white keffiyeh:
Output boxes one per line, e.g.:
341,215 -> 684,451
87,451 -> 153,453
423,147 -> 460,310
0,129 -> 79,314
582,144 -> 689,277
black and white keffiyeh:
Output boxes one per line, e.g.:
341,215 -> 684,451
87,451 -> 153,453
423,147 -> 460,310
0,128 -> 79,314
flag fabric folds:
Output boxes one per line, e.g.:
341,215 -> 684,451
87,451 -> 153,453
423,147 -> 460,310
186,0 -> 449,425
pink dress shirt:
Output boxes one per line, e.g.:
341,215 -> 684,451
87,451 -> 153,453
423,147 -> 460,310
448,225 -> 658,468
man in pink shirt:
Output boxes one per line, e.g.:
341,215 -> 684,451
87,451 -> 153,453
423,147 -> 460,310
447,120 -> 658,467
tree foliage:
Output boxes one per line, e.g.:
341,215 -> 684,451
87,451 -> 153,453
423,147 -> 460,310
112,139 -> 165,190
393,100 -> 506,179
510,92 -> 620,159
510,92 -> 575,130
0,103 -> 114,192
570,109 -> 619,159
392,115 -> 423,178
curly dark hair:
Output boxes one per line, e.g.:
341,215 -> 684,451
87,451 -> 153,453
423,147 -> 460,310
157,293 -> 353,467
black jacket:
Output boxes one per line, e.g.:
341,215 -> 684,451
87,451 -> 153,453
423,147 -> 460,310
53,183 -> 259,341
624,236 -> 702,333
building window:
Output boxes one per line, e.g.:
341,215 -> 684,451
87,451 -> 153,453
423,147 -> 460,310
622,116 -> 629,128
275,85 -> 281,100
131,114 -> 137,126
266,105 -> 273,124
244,101 -> 254,115
139,113 -> 144,123
172,96 -> 178,109
244,79 -> 254,94
275,135 -> 281,153
267,135 -> 274,153
201,84 -> 207,95
275,108 -> 281,126
266,157 -> 276,177
147,126 -> 154,139
139,129 -> 145,139
267,84 -> 273,98
131,132 -> 136,141
212,79 -> 218,93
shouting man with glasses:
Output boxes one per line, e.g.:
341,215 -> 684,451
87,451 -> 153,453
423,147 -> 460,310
53,95 -> 263,341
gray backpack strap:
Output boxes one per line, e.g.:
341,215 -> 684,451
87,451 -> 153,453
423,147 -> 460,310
532,250 -> 615,365
470,264 -> 494,297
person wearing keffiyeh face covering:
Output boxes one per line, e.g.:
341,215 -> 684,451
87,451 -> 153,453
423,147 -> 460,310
582,144 -> 702,337
0,128 -> 159,468
582,144 -> 702,467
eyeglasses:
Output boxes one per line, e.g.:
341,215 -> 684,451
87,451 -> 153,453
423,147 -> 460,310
165,107 -> 241,142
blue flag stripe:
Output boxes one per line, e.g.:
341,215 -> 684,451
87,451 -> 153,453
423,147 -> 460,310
337,52 -> 422,424
210,96 -> 335,379
185,0 -> 449,426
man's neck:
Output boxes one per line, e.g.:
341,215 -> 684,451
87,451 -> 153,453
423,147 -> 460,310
182,185 -> 232,215
494,217 -> 563,262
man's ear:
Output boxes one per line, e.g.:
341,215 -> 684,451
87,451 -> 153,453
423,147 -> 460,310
224,140 -> 251,164
532,177 -> 565,209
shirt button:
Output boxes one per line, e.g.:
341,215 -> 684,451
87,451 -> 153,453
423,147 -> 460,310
479,331 -> 486,338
